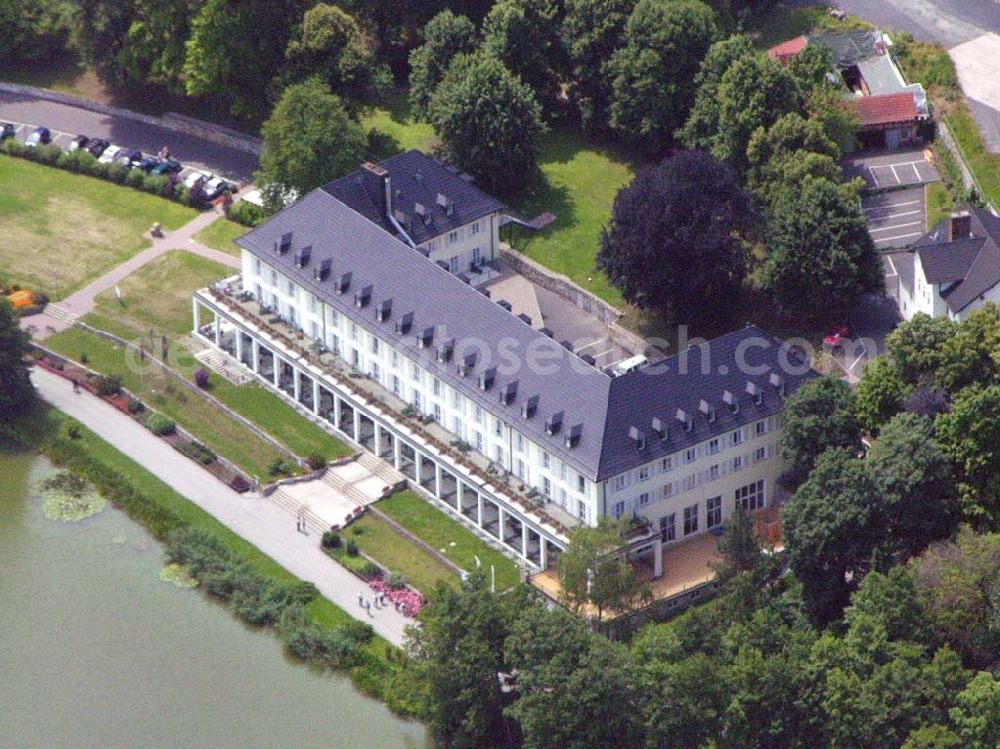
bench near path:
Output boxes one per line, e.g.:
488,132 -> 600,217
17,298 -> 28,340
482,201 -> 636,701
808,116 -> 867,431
31,365 -> 412,647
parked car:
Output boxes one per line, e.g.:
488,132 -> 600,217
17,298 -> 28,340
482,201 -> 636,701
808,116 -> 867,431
98,144 -> 122,164
184,170 -> 207,191
151,158 -> 182,175
67,135 -> 89,152
119,148 -> 142,168
823,325 -> 851,348
1,122 -> 16,141
86,138 -> 109,158
25,127 -> 51,147
137,156 -> 161,172
204,175 -> 237,199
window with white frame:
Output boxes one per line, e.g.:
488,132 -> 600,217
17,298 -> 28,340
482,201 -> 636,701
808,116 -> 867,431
661,483 -> 674,499
542,477 -> 551,497
683,473 -> 697,491
432,377 -> 441,396
578,474 -> 586,493
516,432 -> 524,452
453,416 -> 464,438
391,374 -> 400,395
707,496 -> 722,528
683,504 -> 699,535
433,403 -> 442,421
686,447 -> 697,463
350,323 -> 358,341
475,405 -> 483,424
638,465 -> 650,482
542,451 -> 550,469
411,363 -> 420,383
448,230 -> 460,244
612,475 -> 626,492
753,446 -> 769,463
578,501 -> 587,522
732,429 -> 743,445
660,513 -> 676,542
707,438 -> 720,455
638,492 -> 650,506
733,455 -> 744,472
370,337 -> 379,355
755,420 -> 769,437
661,456 -> 673,472
494,418 -> 503,437
736,479 -> 765,511
495,445 -> 504,464
475,431 -> 484,451
612,500 -> 626,519
470,221 -> 481,236
708,464 -> 720,481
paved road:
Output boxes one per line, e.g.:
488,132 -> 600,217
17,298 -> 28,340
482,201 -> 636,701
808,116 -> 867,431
809,0 -> 1000,153
31,365 -> 412,646
0,92 -> 260,182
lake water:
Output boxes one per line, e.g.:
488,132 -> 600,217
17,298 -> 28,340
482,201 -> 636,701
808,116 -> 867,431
0,451 -> 429,749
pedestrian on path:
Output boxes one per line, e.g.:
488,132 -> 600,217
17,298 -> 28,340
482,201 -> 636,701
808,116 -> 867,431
358,591 -> 364,607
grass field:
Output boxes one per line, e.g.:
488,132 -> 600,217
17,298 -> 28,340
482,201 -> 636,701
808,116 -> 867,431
0,157 -> 196,297
377,491 -> 521,591
193,217 -> 246,257
345,513 -> 460,594
747,3 -> 871,50
361,93 -> 439,157
926,181 -> 955,229
85,250 -> 232,339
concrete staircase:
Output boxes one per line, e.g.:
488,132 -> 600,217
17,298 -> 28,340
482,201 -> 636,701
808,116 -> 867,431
320,469 -> 371,507
357,451 -> 404,488
195,347 -> 252,385
269,486 -> 328,534
44,304 -> 73,322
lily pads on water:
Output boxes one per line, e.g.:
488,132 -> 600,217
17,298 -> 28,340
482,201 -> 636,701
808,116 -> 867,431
159,563 -> 199,589
36,471 -> 106,522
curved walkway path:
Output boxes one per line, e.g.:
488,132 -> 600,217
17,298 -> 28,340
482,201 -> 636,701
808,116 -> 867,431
25,208 -> 241,339
31,365 -> 412,646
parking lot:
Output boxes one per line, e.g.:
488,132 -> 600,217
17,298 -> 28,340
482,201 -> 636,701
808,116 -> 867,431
842,148 -> 940,191
862,186 -> 928,249
3,119 -> 218,185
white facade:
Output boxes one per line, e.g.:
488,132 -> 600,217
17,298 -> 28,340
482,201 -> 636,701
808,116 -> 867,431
416,212 -> 502,275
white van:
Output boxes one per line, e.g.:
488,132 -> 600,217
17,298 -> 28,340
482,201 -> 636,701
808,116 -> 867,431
611,354 -> 648,377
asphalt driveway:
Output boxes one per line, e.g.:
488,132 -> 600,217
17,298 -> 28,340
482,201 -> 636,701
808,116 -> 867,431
862,187 -> 928,249
0,92 -> 259,182
842,148 -> 939,192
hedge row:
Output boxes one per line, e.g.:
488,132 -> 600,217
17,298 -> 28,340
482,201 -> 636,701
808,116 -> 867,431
0,139 -> 206,208
166,526 -> 374,667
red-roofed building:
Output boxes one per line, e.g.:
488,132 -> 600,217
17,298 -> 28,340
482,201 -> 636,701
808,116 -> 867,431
767,36 -> 807,66
843,92 -> 924,149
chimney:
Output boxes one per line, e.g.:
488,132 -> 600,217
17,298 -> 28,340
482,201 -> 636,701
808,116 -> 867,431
949,211 -> 972,241
360,162 -> 390,220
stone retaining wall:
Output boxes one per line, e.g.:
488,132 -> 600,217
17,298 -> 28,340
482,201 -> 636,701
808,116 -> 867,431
937,120 -> 999,214
0,82 -> 262,156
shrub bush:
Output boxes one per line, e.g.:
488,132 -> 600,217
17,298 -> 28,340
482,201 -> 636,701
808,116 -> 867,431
229,201 -> 265,227
194,367 -> 211,388
385,572 -> 409,590
94,374 -> 122,396
30,291 -> 49,306
321,531 -> 342,549
66,423 -> 81,440
145,412 -> 176,436
229,476 -> 251,493
124,168 -> 146,189
127,397 -> 144,415
175,440 -> 215,464
306,452 -> 326,471
79,352 -> 89,364
267,457 -> 294,477
346,538 -> 359,556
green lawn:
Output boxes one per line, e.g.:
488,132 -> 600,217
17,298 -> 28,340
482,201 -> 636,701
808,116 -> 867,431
84,250 -> 232,339
44,327 -> 294,479
193,217 -> 246,257
945,108 -> 1000,209
926,181 -> 954,230
361,92 -> 439,158
344,513 -> 460,594
377,491 -> 521,591
0,157 -> 196,297
747,3 -> 871,50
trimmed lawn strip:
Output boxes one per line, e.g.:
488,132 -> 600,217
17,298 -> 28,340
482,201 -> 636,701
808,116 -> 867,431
44,327 -> 293,479
193,217 -> 246,257
86,250 -> 233,337
346,513 -> 461,594
0,407 -> 420,717
926,181 -> 955,229
944,108 -> 1000,209
378,491 -> 521,591
0,156 -> 196,297
361,93 -> 439,157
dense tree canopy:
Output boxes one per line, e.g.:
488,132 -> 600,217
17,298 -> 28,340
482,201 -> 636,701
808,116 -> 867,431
677,33 -> 755,150
745,111 -> 840,196
256,78 -> 364,212
598,149 -> 755,330
427,53 -> 545,195
780,375 -> 862,487
408,10 -> 478,117
0,0 -> 74,61
561,0 -> 636,131
607,0 -> 718,153
760,175 -> 882,319
0,299 -> 33,419
854,355 -> 910,435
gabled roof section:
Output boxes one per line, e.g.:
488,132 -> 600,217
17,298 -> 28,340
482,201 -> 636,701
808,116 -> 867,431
322,150 -> 506,246
844,92 -> 919,126
596,327 -> 817,481
767,35 -> 807,64
807,29 -> 885,68
912,206 -> 1000,313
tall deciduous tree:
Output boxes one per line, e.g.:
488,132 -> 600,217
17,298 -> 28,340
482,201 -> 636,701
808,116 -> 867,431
677,33 -> 755,150
855,355 -> 910,436
256,78 -> 365,212
712,53 -> 802,174
561,0 -> 636,131
427,53 -> 545,196
783,447 -> 881,626
283,4 -> 387,104
0,0 -> 73,61
745,111 -> 840,196
0,298 -> 33,419
780,375 -> 862,487
482,0 -> 565,118
885,312 -> 956,386
951,671 -> 1000,749
407,574 -> 514,749
761,175 -> 883,319
557,517 -> 649,620
407,10 -> 477,117
597,149 -> 755,330
607,0 -> 718,153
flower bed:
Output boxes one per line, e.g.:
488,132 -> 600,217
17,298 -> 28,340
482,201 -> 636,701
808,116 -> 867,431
368,575 -> 425,618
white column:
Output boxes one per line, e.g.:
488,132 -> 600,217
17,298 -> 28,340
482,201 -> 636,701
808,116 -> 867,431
293,368 -> 301,403
352,408 -> 361,443
251,338 -> 260,374
235,329 -> 243,363
456,481 -> 465,512
539,537 -> 548,570
374,424 -> 383,457
477,493 -> 484,527
334,397 -> 342,430
498,510 -> 507,544
213,313 -> 220,346
521,522 -> 529,559
392,436 -> 401,470
312,379 -> 320,415
273,356 -> 280,388
192,298 -> 201,335
413,451 -> 423,484
434,463 -> 442,498
653,537 -> 663,578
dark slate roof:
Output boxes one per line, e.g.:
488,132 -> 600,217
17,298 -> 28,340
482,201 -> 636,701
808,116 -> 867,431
597,328 -> 817,480
322,150 -> 506,245
807,29 -> 885,68
237,189 -> 816,481
912,206 -> 1000,313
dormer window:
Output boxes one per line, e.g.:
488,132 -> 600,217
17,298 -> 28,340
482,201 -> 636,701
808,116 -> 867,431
521,395 -> 539,419
723,389 -> 739,414
564,424 -> 582,448
676,409 -> 693,433
746,381 -> 763,406
651,417 -> 667,441
354,284 -> 372,308
478,367 -> 496,391
436,339 -> 454,363
417,326 -> 434,349
375,298 -> 392,322
699,399 -> 716,423
628,426 -> 646,451
499,381 -> 518,405
273,232 -> 292,255
334,272 -> 352,295
294,245 -> 311,268
313,258 -> 331,281
769,372 -> 786,397
395,312 -> 413,335
457,352 -> 476,376
545,411 -> 563,436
